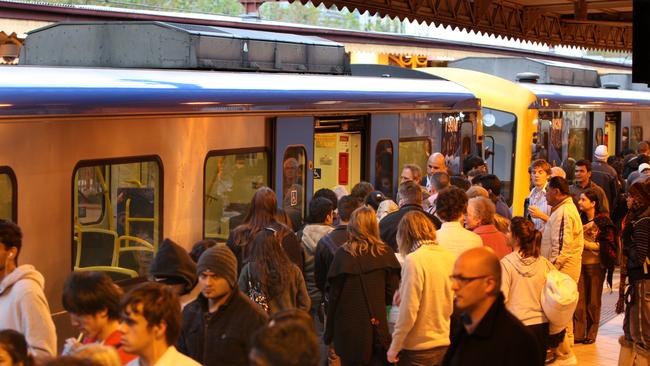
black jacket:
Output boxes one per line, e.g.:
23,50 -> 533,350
379,204 -> 441,252
442,294 -> 542,366
315,224 -> 349,294
177,290 -> 268,366
325,247 -> 401,364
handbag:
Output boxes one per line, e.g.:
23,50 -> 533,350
356,258 -> 391,349
246,265 -> 270,313
541,268 -> 578,335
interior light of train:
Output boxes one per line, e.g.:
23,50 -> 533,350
182,101 -> 221,105
0,104 -> 13,107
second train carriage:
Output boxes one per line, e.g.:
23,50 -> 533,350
421,59 -> 650,216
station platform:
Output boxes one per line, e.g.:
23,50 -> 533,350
573,273 -> 623,365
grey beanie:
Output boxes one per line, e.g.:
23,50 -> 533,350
196,244 -> 238,288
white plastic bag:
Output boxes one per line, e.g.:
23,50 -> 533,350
541,269 -> 579,334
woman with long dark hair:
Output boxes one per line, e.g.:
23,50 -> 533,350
574,189 -> 617,344
325,207 -> 401,366
619,181 -> 650,364
226,187 -> 303,274
238,228 -> 310,314
500,217 -> 553,366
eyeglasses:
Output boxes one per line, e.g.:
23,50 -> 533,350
449,274 -> 490,286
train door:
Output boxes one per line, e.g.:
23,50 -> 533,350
275,117 -> 314,227
313,116 -> 366,197
482,108 -> 517,205
370,114 -> 399,199
605,112 -> 621,156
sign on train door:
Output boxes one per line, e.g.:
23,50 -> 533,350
275,117 -> 314,227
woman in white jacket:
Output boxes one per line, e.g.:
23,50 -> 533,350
387,211 -> 456,366
501,217 -> 554,366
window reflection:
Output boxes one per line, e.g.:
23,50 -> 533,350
282,146 -> 306,224
0,169 -> 14,221
204,151 -> 268,240
375,140 -> 393,198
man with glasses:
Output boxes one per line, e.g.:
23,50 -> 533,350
442,247 -> 541,366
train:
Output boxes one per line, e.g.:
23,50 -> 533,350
1,21 -> 649,343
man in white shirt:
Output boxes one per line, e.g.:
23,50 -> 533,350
423,153 -> 447,191
121,282 -> 201,366
435,186 -> 482,257
527,159 -> 552,232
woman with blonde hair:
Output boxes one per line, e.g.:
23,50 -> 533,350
387,211 -> 455,365
325,207 -> 401,366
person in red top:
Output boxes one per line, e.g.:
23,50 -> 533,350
61,271 -> 136,364
466,197 -> 512,259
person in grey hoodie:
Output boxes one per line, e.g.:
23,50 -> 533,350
0,220 -> 56,361
298,196 -> 334,366
299,197 -> 335,314
500,217 -> 554,366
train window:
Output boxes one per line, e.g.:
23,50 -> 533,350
399,138 -> 431,179
375,140 -> 394,198
536,111 -> 590,167
482,108 -> 517,205
73,158 -> 161,281
400,112 -> 477,175
76,167 -> 105,225
0,167 -> 16,222
204,150 -> 269,240
282,146 -> 307,225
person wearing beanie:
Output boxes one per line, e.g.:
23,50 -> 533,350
590,146 -> 621,217
149,238 -> 200,309
177,244 -> 268,366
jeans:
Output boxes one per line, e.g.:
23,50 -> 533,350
574,263 -> 606,341
397,346 -> 447,366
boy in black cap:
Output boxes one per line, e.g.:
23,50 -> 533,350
149,238 -> 199,309
177,244 -> 268,366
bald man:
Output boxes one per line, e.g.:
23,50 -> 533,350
442,248 -> 542,366
423,153 -> 447,191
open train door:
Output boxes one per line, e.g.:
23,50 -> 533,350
275,117 -> 314,228
369,114 -> 400,199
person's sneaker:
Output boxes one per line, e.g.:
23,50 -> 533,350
545,350 -> 557,364
549,353 -> 578,366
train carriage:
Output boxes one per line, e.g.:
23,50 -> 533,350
0,21 -> 480,341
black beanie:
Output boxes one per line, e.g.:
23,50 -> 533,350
196,244 -> 238,288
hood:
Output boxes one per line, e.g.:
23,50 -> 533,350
0,265 -> 44,295
150,238 -> 197,294
502,252 -> 552,278
302,224 -> 334,252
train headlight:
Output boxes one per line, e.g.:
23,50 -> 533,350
483,113 -> 496,127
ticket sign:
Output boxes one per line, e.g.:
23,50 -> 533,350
290,189 -> 298,206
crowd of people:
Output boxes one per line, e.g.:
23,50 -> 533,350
1,142 -> 650,366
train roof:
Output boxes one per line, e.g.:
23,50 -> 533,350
0,66 -> 480,117
519,83 -> 650,111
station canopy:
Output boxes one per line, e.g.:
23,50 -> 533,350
294,0 -> 632,51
